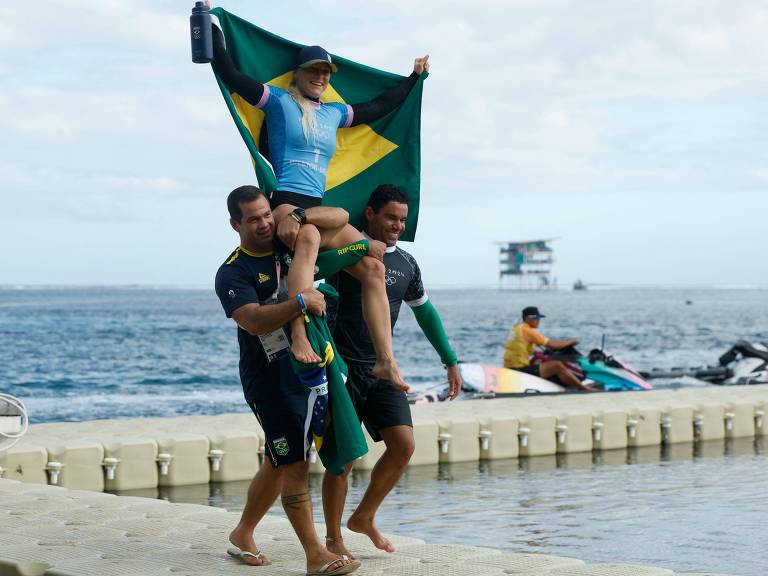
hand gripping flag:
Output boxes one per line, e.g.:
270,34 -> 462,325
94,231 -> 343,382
209,7 -> 426,240
290,284 -> 367,475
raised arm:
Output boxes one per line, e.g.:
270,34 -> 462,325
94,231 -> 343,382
210,25 -> 266,106
350,55 -> 429,126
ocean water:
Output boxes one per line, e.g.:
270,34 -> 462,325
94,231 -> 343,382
1,287 -> 766,423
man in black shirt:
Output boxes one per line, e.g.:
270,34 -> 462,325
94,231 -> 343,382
322,185 -> 462,556
215,185 -> 359,574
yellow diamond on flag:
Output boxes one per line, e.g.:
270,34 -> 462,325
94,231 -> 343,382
231,71 -> 398,192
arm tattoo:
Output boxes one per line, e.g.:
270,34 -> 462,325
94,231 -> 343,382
281,492 -> 311,510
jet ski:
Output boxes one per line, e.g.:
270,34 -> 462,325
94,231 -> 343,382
533,346 -> 652,391
409,347 -> 652,403
641,340 -> 768,385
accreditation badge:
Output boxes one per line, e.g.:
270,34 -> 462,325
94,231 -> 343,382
258,327 -> 290,362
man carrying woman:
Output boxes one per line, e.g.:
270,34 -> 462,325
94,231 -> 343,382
211,22 -> 428,392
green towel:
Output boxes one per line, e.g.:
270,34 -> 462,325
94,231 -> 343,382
290,284 -> 367,475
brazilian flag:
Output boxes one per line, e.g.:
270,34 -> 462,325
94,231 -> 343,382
209,7 -> 426,240
290,284 -> 368,475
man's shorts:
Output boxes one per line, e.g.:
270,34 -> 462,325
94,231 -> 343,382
346,360 -> 412,442
511,364 -> 541,377
247,357 -> 311,468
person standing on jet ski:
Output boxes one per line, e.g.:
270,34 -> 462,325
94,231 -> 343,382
503,306 -> 596,391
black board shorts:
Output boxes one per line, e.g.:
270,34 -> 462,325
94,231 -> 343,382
346,360 -> 412,442
248,358 -> 311,468
270,190 -> 323,210
511,364 -> 541,377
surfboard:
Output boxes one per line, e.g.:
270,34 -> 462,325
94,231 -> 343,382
459,363 -> 565,395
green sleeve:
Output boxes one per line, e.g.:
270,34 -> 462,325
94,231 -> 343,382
411,299 -> 458,367
313,239 -> 369,279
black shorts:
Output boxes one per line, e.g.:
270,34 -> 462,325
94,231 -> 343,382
247,357 -> 311,468
346,361 -> 412,442
511,364 -> 541,377
270,190 -> 322,210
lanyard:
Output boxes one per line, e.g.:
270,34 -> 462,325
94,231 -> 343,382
269,256 -> 281,302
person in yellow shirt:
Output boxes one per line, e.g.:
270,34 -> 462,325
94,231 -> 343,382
503,306 -> 593,390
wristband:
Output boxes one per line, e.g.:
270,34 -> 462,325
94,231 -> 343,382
296,292 -> 309,323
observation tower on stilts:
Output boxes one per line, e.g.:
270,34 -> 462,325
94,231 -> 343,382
495,239 -> 557,290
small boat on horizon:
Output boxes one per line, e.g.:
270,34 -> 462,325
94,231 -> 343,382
573,279 -> 587,291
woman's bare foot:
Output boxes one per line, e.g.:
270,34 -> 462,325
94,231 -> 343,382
291,327 -> 321,364
372,359 -> 409,393
347,514 -> 395,553
326,536 -> 356,560
228,528 -> 270,566
307,547 -> 360,574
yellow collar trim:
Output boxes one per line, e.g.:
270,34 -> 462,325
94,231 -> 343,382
240,246 -> 273,258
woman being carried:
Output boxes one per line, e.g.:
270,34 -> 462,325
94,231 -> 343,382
212,25 -> 427,391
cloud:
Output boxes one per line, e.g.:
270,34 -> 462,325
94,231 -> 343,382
676,25 -> 730,55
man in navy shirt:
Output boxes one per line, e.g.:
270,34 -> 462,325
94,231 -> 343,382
322,184 -> 462,557
215,185 -> 359,574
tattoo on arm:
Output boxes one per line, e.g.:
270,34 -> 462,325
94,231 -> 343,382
281,492 -> 311,510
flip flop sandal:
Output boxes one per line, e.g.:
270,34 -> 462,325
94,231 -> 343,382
325,536 -> 357,560
227,547 -> 272,566
306,555 -> 361,576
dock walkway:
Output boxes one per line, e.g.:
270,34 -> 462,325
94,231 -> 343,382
0,479 -> 739,576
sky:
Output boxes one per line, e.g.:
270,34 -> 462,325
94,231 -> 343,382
1,0 -> 766,288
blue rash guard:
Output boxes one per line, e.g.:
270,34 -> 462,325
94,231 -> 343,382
256,85 -> 352,199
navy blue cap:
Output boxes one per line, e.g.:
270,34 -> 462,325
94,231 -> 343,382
522,306 -> 546,319
296,45 -> 337,72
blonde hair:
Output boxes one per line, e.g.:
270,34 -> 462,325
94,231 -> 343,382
287,75 -> 319,143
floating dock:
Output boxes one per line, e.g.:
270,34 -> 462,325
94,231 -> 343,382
2,385 -> 765,490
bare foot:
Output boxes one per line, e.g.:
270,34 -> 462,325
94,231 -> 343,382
372,359 -> 410,393
347,514 -> 395,553
228,528 -> 270,566
307,547 -> 360,574
291,330 -> 322,364
326,536 -> 356,560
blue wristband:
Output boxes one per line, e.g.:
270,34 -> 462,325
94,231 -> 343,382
296,292 -> 307,313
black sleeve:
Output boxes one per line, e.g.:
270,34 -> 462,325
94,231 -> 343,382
210,25 -> 266,106
402,253 -> 426,305
350,72 -> 419,126
215,264 -> 260,318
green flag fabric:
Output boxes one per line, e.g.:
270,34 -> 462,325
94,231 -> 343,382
209,7 -> 426,240
289,284 -> 367,475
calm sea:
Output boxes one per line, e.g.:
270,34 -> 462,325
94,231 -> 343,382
1,287 -> 766,423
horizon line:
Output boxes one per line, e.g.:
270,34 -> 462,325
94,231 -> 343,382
1,283 -> 767,291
